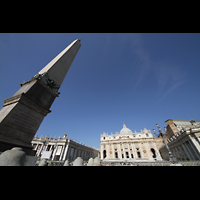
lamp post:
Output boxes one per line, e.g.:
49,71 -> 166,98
153,124 -> 178,164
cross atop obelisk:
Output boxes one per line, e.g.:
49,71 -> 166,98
0,39 -> 81,155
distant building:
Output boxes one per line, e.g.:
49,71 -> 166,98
159,120 -> 200,160
31,134 -> 99,161
100,123 -> 163,161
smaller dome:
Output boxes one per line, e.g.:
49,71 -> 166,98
120,123 -> 133,135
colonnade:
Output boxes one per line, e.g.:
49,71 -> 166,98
32,136 -> 99,161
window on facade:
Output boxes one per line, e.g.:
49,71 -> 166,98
126,152 -> 129,158
131,154 -> 134,158
115,152 -> 118,158
146,134 -> 149,137
150,148 -> 156,158
122,154 -> 124,158
137,151 -> 141,158
103,137 -> 105,140
103,150 -> 106,158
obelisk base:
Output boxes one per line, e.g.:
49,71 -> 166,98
0,140 -> 36,156
0,79 -> 57,155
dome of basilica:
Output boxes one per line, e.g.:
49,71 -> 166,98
120,123 -> 133,135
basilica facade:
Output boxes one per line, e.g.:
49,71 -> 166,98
100,123 -> 163,161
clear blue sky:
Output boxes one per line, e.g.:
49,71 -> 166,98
0,33 -> 200,149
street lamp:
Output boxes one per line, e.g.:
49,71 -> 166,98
153,124 -> 178,164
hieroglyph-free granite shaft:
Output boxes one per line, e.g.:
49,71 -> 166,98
0,39 -> 81,155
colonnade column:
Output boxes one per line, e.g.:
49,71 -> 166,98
52,145 -> 58,160
177,146 -> 187,160
188,139 -> 200,159
62,143 -> 69,161
38,143 -> 45,157
182,143 -> 194,160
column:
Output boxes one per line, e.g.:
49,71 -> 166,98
122,144 -> 126,159
184,142 -> 195,160
181,143 -> 191,160
78,150 -> 82,157
52,145 -> 58,160
177,145 -> 189,160
59,145 -> 65,161
138,143 -> 144,158
73,148 -> 77,160
62,143 -> 69,161
76,149 -> 80,157
44,145 -> 48,151
145,142 -> 152,160
83,151 -> 86,159
79,150 -> 82,158
131,143 -> 137,158
66,147 -> 71,160
190,135 -> 200,153
112,144 -> 115,158
106,144 -> 110,159
127,143 -> 131,159
35,143 -> 39,151
38,143 -> 45,157
117,143 -> 122,159
171,148 -> 178,160
101,145 -> 104,159
69,147 -> 74,160
174,147 -> 181,160
188,138 -> 200,159
187,141 -> 198,160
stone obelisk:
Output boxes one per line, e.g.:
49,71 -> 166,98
0,39 -> 81,155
